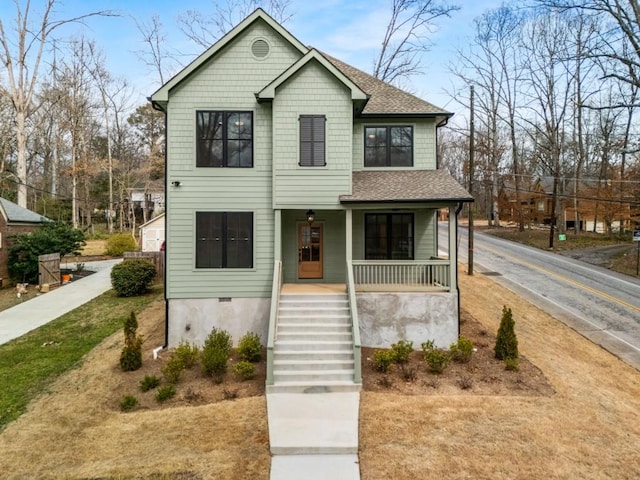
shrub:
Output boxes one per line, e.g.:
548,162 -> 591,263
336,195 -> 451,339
105,233 -> 138,256
162,355 -> 185,384
233,360 -> 257,381
201,327 -> 232,380
504,358 -> 520,371
174,342 -> 200,369
422,341 -> 450,374
237,332 -> 262,362
120,312 -> 143,372
222,388 -> 238,400
401,364 -> 418,382
139,375 -> 160,392
111,259 -> 157,297
391,340 -> 414,364
120,394 -> 138,411
155,384 -> 176,402
495,306 -> 519,360
457,375 -> 473,390
8,222 -> 85,283
373,350 -> 395,373
450,335 -> 474,363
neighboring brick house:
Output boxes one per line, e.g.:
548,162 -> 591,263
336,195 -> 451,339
0,198 -> 49,284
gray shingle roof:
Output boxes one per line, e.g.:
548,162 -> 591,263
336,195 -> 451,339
321,53 -> 452,117
340,170 -> 474,203
0,198 -> 49,223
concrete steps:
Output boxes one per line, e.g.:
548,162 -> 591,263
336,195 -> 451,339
269,292 -> 360,394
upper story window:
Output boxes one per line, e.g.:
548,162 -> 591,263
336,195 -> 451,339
364,126 -> 413,167
299,115 -> 326,167
196,111 -> 253,167
196,211 -> 253,269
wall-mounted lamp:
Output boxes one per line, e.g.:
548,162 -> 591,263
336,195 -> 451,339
306,209 -> 315,225
171,181 -> 181,187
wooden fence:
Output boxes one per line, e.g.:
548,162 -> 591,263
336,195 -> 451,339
123,251 -> 164,282
38,252 -> 60,287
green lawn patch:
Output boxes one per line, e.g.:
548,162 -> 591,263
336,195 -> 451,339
0,287 -> 162,431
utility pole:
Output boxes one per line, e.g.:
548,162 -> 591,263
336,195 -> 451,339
468,85 -> 475,275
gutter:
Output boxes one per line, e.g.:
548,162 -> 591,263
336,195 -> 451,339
148,95 -> 170,350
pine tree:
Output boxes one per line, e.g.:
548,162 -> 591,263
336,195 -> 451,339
495,306 -> 518,360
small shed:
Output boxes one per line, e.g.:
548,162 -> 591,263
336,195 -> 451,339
140,213 -> 165,252
0,198 -> 50,283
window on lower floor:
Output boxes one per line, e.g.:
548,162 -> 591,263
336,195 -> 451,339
196,111 -> 253,167
196,212 -> 253,268
365,213 -> 414,260
364,126 -> 413,167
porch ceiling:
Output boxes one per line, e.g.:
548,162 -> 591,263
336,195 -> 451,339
340,170 -> 474,204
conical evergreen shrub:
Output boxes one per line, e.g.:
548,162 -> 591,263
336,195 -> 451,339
494,305 -> 518,360
120,311 -> 143,371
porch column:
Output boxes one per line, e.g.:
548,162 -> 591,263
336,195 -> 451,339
448,205 -> 457,290
274,209 -> 282,262
345,208 -> 353,262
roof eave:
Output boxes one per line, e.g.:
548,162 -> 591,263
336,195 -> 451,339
340,197 -> 474,204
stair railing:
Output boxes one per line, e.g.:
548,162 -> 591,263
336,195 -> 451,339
266,260 -> 282,386
346,260 -> 362,385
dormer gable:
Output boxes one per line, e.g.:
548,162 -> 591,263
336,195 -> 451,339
256,49 -> 369,114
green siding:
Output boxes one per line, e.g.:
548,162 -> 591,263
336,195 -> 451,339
165,20 -> 303,299
281,210 -> 346,283
273,61 -> 353,208
352,118 -> 437,171
351,209 -> 437,260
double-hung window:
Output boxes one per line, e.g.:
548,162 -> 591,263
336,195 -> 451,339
196,111 -> 253,167
364,126 -> 413,167
196,212 -> 253,268
299,115 -> 326,167
365,213 -> 414,260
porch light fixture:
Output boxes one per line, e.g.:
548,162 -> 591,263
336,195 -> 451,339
306,209 -> 315,225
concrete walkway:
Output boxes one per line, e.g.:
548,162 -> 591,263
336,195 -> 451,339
267,392 -> 361,479
0,259 -> 121,345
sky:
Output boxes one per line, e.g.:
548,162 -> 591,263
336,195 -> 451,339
0,0 -> 504,117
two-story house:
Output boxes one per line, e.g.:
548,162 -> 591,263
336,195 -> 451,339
151,9 -> 472,389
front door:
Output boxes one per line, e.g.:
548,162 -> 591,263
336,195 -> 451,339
298,223 -> 323,279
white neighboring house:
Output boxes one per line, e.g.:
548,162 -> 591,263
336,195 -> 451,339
140,213 -> 165,252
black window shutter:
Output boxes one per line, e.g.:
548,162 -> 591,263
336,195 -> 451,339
300,115 -> 325,166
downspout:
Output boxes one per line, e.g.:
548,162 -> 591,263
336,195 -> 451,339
454,202 -> 464,334
151,98 -> 169,351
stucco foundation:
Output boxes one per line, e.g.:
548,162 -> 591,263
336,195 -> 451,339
356,292 -> 458,349
168,297 -> 270,347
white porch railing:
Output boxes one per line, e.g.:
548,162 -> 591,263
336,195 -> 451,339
266,260 -> 282,386
351,259 -> 451,292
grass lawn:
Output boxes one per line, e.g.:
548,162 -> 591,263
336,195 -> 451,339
0,286 -> 162,431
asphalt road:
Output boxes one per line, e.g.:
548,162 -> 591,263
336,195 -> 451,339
439,223 -> 640,370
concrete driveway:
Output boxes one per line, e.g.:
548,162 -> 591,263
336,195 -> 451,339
0,259 -> 121,346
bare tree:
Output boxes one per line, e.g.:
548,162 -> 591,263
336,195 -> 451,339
133,14 -> 181,86
0,0 -> 115,208
520,12 -> 576,247
536,1 -> 640,94
373,0 -> 459,85
177,0 -> 293,48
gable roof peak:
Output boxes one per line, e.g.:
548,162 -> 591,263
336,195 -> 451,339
151,8 -> 307,108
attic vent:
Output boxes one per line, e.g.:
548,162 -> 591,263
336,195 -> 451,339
251,39 -> 270,59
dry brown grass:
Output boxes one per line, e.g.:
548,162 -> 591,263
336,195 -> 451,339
358,267 -> 640,479
1,267 -> 640,479
81,239 -> 107,256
